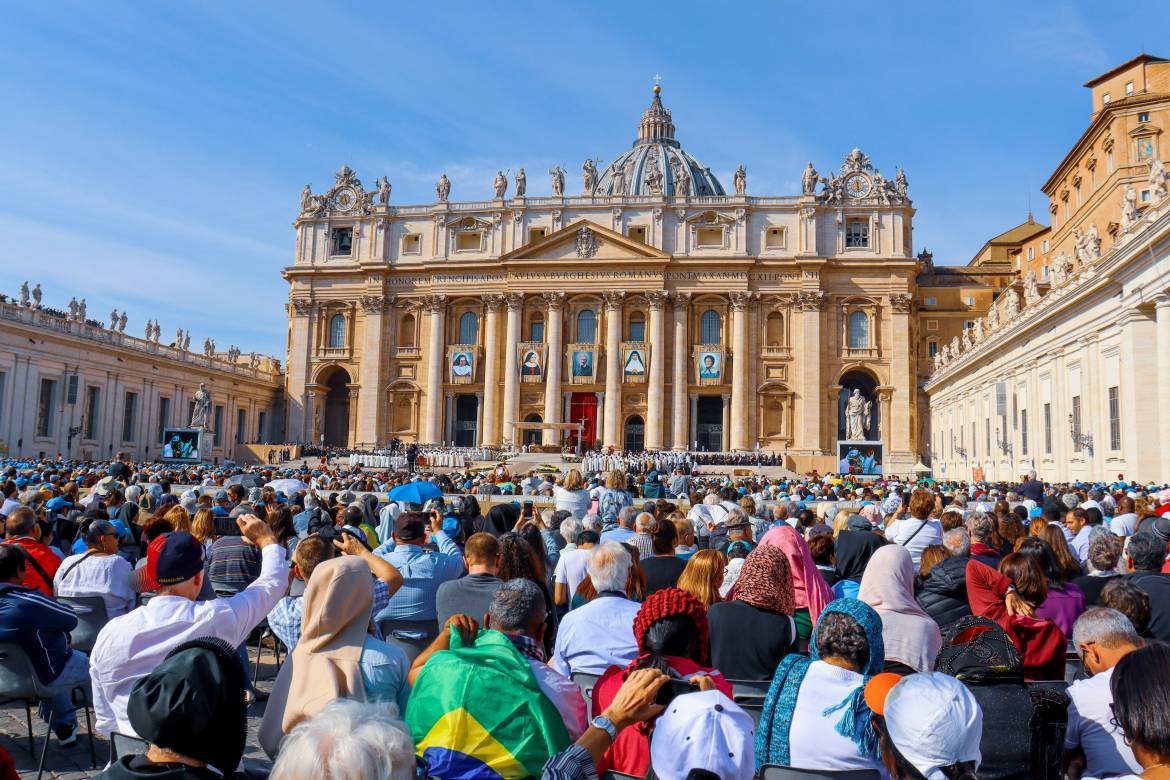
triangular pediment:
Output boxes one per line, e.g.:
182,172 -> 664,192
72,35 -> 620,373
501,219 -> 669,263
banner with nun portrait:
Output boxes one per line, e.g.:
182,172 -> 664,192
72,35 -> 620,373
622,343 -> 648,383
517,342 -> 545,383
448,347 -> 475,384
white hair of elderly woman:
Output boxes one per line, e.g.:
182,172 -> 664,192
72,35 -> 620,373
588,541 -> 632,593
269,699 -> 415,780
580,513 -> 601,531
560,517 -> 582,546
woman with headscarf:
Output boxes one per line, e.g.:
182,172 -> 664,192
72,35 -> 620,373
709,545 -> 797,681
356,494 -> 381,546
484,502 -> 520,537
282,556 -> 409,733
376,500 -> 401,546
936,615 -> 1070,780
754,524 -> 830,642
858,545 -> 943,673
459,495 -> 486,538
831,517 -> 887,599
755,599 -> 886,774
591,587 -> 733,777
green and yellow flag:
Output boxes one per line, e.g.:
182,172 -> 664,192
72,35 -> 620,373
405,628 -> 571,779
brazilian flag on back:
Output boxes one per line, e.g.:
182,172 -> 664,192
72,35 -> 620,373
405,627 -> 571,779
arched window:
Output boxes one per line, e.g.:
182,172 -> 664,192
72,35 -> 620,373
576,309 -> 597,343
700,309 -> 721,344
628,312 -> 645,341
529,313 -> 544,342
458,311 -> 479,344
328,314 -> 346,348
398,313 -> 415,347
766,312 -> 784,347
848,311 -> 869,349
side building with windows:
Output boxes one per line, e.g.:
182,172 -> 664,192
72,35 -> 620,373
284,85 -> 923,473
0,297 -> 283,461
926,54 -> 1170,482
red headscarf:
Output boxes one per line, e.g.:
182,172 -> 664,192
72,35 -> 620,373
758,524 -> 833,622
729,544 -> 795,615
631,587 -> 711,666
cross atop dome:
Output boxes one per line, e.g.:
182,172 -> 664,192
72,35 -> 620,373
638,78 -> 675,145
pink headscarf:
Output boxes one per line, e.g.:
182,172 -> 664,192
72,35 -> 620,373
858,545 -> 942,673
758,524 -> 833,622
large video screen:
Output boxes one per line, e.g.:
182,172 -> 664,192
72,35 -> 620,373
161,428 -> 202,463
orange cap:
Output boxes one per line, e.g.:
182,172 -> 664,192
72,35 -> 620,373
864,672 -> 904,716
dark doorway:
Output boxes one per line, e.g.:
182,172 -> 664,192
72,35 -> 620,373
568,393 -> 598,449
323,368 -> 352,447
696,396 -> 723,452
454,395 -> 479,447
625,415 -> 646,453
523,414 -> 543,446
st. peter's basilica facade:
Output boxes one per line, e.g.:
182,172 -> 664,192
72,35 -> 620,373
284,86 -> 921,474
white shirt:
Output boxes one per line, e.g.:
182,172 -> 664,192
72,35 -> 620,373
0,497 -> 21,518
1110,513 -> 1138,536
883,518 -> 943,568
1064,666 -> 1141,780
53,552 -> 136,618
553,487 -> 592,520
529,659 -> 588,740
553,548 -> 593,599
788,661 -> 885,774
89,543 -> 288,737
1071,526 -> 1094,561
551,594 -> 640,677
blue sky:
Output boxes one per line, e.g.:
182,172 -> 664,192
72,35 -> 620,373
0,2 -> 1164,358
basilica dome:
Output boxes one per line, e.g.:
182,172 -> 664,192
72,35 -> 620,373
593,86 -> 726,198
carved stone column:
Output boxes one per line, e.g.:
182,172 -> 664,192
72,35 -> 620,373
481,295 -> 503,446
346,384 -> 361,447
422,294 -> 446,443
356,293 -> 391,446
729,292 -> 752,450
602,291 -> 625,447
795,290 -> 826,455
672,294 -> 690,450
645,291 -> 669,451
501,293 -> 523,446
542,292 -> 566,445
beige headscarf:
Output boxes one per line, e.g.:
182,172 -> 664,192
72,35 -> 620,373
282,556 -> 373,732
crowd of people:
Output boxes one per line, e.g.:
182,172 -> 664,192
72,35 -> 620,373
3,453 -> 1170,779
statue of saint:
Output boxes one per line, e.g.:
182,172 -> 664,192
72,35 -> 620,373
377,175 -> 391,205
31,284 -> 41,307
493,170 -> 507,199
611,165 -> 625,196
110,309 -> 119,329
895,169 -> 909,199
1122,185 -> 1140,230
300,184 -> 313,213
515,168 -> 526,197
78,299 -> 86,320
68,297 -> 78,318
549,166 -> 565,196
1150,157 -> 1169,201
582,159 -> 598,194
191,383 -> 213,429
117,312 -> 127,332
19,281 -> 29,307
801,162 -> 818,195
436,173 -> 451,202
672,159 -> 690,196
734,165 -> 747,196
844,389 -> 872,441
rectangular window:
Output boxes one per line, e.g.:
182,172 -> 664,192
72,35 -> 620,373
84,387 -> 100,439
1042,239 -> 1049,253
529,320 -> 544,342
157,397 -> 170,443
257,411 -> 267,443
1021,409 -> 1029,456
236,408 -> 246,444
924,298 -> 937,308
1071,395 -> 1082,453
1044,403 -> 1052,454
36,378 -> 56,438
696,227 -> 724,247
629,319 -> 645,342
1012,393 -> 1018,430
965,296 -> 975,306
971,422 -> 976,458
765,227 -> 785,249
928,341 -> 938,357
1108,151 -> 1115,173
1126,81 -> 1135,95
1102,92 -> 1111,104
331,227 -> 353,256
1139,112 -> 1150,123
122,391 -> 137,442
1109,386 -> 1121,450
1027,247 -> 1035,261
627,226 -> 647,243
527,228 -> 547,244
456,231 -> 482,251
213,406 -> 224,447
401,234 -> 421,254
845,219 -> 870,248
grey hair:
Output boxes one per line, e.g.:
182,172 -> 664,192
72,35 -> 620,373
1087,528 -> 1123,573
487,578 -> 546,633
270,698 -> 415,780
617,506 -> 638,527
965,512 -> 994,543
580,513 -> 601,531
587,541 -> 632,593
703,493 -> 721,506
1061,493 -> 1080,510
304,493 -> 319,509
559,517 -> 582,546
1071,607 -> 1141,649
634,512 -> 655,532
724,507 -> 747,526
943,527 -> 971,558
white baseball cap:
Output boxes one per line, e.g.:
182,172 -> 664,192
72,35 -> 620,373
881,673 -> 982,780
649,690 -> 754,780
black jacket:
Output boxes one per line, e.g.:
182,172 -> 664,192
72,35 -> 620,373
1125,571 -> 1170,641
916,555 -> 972,633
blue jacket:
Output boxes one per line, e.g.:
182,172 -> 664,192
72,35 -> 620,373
0,583 -> 78,683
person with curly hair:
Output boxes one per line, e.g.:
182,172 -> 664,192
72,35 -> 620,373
590,587 -> 732,777
496,532 -> 556,654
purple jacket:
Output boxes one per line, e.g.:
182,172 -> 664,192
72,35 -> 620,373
1034,582 -> 1086,638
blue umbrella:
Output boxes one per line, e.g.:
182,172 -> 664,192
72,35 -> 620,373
388,480 -> 443,505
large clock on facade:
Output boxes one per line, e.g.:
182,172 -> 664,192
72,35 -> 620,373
331,187 -> 358,211
844,173 -> 872,199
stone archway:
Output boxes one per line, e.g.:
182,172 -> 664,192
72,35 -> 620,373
321,366 -> 352,446
624,415 -> 645,453
838,369 -> 879,442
